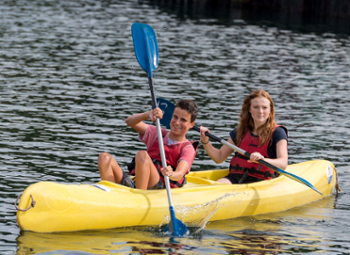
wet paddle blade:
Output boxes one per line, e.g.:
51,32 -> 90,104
277,168 -> 322,195
164,206 -> 189,236
131,23 -> 159,77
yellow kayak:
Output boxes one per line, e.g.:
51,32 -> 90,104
16,160 -> 338,233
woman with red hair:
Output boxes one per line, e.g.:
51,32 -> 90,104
200,90 -> 288,184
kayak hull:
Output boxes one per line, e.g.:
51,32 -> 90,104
16,160 -> 337,233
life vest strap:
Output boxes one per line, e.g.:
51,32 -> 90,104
230,164 -> 275,179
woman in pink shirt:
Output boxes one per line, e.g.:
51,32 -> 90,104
98,100 -> 199,190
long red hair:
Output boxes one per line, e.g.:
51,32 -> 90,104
235,90 -> 276,147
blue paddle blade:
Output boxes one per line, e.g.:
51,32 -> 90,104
164,206 -> 189,236
157,98 -> 175,129
131,23 -> 159,77
277,168 -> 322,195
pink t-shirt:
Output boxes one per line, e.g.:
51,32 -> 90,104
139,124 -> 196,173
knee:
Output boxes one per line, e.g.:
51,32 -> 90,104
134,150 -> 149,163
98,152 -> 111,165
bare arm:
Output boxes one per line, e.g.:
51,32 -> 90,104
161,160 -> 189,182
125,108 -> 163,135
200,126 -> 235,164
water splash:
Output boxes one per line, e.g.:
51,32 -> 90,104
160,192 -> 238,233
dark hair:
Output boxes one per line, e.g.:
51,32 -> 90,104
175,99 -> 198,122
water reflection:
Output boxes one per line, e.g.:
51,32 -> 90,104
206,196 -> 338,254
16,229 -> 198,255
222,232 -> 283,255
128,239 -> 186,254
12,228 -> 291,255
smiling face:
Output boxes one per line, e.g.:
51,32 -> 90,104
169,107 -> 195,141
249,96 -> 271,128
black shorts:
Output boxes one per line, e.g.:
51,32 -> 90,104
150,178 -> 166,190
224,173 -> 263,184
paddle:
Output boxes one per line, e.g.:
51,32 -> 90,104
157,98 -> 322,195
131,23 -> 189,236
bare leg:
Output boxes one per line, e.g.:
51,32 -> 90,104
134,151 -> 160,190
216,178 -> 232,184
98,152 -> 124,183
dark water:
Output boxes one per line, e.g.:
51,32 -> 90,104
1,0 -> 350,254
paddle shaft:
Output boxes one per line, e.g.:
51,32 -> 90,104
132,23 -> 188,236
192,126 -> 274,168
148,77 -> 174,206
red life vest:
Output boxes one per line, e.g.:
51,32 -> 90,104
128,129 -> 199,188
229,125 -> 287,180
147,131 -> 199,188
